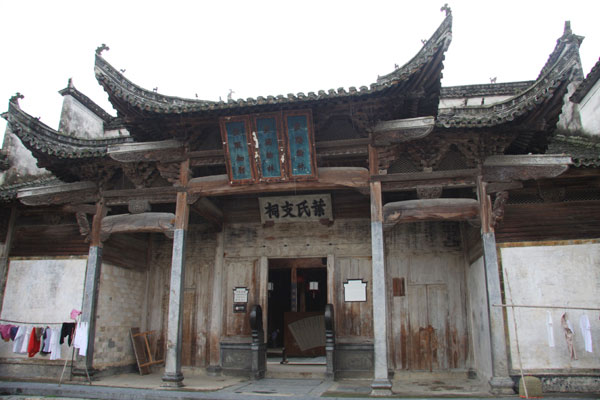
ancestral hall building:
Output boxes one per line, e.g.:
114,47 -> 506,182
1,10 -> 599,395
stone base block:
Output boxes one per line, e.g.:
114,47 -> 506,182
334,342 -> 373,379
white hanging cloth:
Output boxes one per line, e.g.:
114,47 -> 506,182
73,321 -> 89,356
579,314 -> 593,353
49,327 -> 62,360
546,311 -> 555,347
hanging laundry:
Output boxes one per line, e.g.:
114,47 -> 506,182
70,309 -> 81,320
580,314 -> 593,353
12,326 -> 27,354
27,327 -> 42,357
73,321 -> 89,356
561,313 -> 577,360
49,327 -> 61,361
0,324 -> 15,341
20,326 -> 32,354
9,326 -> 18,340
60,323 -> 75,346
40,327 -> 51,355
546,311 -> 555,347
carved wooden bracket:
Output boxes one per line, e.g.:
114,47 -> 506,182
416,185 -> 442,199
491,191 -> 509,227
75,212 -> 91,242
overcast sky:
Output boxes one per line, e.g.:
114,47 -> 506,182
1,0 -> 599,142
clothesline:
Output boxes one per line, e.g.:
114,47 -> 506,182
0,318 -> 69,325
494,304 -> 600,311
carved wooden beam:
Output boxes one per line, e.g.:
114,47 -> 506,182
483,155 -> 572,182
107,139 -> 184,163
187,167 -> 369,196
102,186 -> 182,206
383,198 -> 479,229
17,181 -> 97,206
100,212 -> 175,241
370,116 -> 435,146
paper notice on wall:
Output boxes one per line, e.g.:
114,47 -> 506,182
580,314 -> 593,353
546,311 -> 555,347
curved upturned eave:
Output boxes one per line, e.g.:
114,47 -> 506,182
436,32 -> 582,130
375,12 -> 452,86
95,13 -> 453,117
3,101 -> 131,160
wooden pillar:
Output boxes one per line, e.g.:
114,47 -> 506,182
477,177 -> 514,394
0,206 -> 18,314
162,161 -> 190,387
78,200 -> 106,372
207,230 -> 224,375
369,145 -> 392,395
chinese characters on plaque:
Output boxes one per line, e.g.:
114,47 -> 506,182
258,194 -> 332,224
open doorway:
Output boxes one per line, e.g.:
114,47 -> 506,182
267,258 -> 327,371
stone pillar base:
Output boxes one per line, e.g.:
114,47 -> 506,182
371,378 -> 393,396
161,372 -> 184,387
206,365 -> 222,376
489,376 -> 515,395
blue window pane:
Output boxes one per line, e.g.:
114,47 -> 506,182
287,115 -> 311,176
225,121 -> 252,180
256,117 -> 281,178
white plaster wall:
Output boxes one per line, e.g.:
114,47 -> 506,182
579,79 -> 600,135
466,256 -> 493,380
557,81 -> 583,132
0,257 -> 86,359
500,242 -> 600,371
439,95 -> 513,108
59,96 -> 105,139
0,127 -> 50,186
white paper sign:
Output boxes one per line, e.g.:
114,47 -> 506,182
233,287 -> 249,303
344,279 -> 367,302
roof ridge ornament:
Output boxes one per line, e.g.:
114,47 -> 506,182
9,92 -> 24,107
95,43 -> 110,56
441,3 -> 452,16
68,78 -> 74,89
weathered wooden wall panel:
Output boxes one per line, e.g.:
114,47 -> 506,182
222,258 -> 258,337
146,227 -> 216,367
386,222 -> 468,371
334,257 -> 373,339
496,201 -> 600,242
11,224 -> 88,256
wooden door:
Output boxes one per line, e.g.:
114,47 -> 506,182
407,283 -> 449,371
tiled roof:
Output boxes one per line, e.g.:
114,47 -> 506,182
2,101 -> 130,160
570,57 -> 600,103
437,22 -> 583,129
548,134 -> 600,167
440,81 -> 534,98
95,14 -> 452,116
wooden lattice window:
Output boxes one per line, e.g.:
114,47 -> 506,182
220,110 -> 317,184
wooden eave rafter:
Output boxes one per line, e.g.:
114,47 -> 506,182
369,116 -> 435,146
17,181 -> 97,206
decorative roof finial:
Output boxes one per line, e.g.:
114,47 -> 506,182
10,92 -> 24,106
489,77 -> 497,84
441,3 -> 452,17
563,21 -> 572,36
68,78 -> 74,88
95,43 -> 110,56
227,89 -> 235,100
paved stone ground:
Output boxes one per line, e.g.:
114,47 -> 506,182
1,380 -> 598,400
